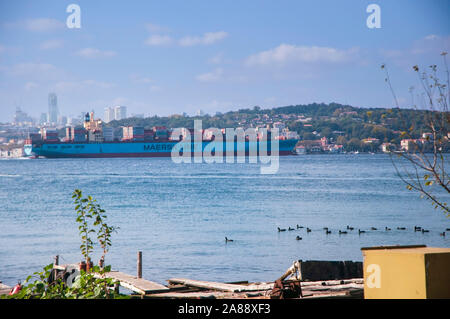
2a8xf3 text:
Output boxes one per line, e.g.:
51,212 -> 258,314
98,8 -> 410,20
222,303 -> 270,315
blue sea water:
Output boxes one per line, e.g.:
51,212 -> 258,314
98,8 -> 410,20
0,154 -> 449,287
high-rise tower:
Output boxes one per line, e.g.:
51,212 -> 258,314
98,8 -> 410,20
104,107 -> 114,123
114,106 -> 127,121
48,93 -> 58,124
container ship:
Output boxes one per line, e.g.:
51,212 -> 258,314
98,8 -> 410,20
24,112 -> 299,158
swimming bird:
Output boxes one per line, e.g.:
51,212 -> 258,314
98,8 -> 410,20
371,227 -> 378,231
325,230 -> 331,234
397,227 -> 406,230
278,227 -> 286,232
296,224 -> 304,229
440,232 -> 445,237
358,229 -> 366,234
446,228 -> 450,231
385,227 -> 391,231
225,237 -> 234,242
414,226 -> 422,232
288,227 -> 295,231
306,228 -> 311,233
421,229 -> 429,233
346,226 -> 354,231
296,236 -> 302,240
323,227 -> 329,231
339,230 -> 348,234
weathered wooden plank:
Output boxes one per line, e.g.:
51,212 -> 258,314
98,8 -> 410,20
95,271 -> 169,294
167,278 -> 273,292
302,291 -> 355,299
53,264 -> 69,271
298,278 -> 364,287
146,290 -> 267,299
146,291 -> 230,299
301,282 -> 363,292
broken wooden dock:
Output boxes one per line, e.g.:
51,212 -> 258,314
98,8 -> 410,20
3,255 -> 365,299
167,278 -> 274,293
145,278 -> 364,299
143,260 -> 365,299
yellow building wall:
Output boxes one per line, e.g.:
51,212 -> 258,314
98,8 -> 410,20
362,246 -> 450,299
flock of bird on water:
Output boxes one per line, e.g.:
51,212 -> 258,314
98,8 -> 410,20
225,225 -> 450,243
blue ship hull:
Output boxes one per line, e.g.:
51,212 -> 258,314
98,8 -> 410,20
24,139 -> 298,158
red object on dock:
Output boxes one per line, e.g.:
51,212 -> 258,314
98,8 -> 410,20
9,283 -> 22,295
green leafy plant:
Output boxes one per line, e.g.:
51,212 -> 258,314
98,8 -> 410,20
3,264 -> 122,299
3,190 -> 124,299
72,189 -> 118,266
73,189 -> 95,265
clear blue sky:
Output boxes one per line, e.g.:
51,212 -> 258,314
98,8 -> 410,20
0,0 -> 449,121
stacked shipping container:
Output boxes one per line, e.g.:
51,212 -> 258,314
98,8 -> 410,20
73,127 -> 87,142
153,126 -> 168,140
123,126 -> 145,141
144,129 -> 155,141
102,127 -> 115,142
40,128 -> 59,142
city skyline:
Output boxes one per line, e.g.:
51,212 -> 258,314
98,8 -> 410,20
9,91 -> 130,126
0,0 -> 449,122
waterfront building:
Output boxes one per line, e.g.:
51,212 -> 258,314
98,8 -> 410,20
298,140 -> 323,153
295,145 -> 306,155
362,137 -> 380,144
400,139 -> 415,152
400,138 -> 427,152
381,142 -> 395,153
